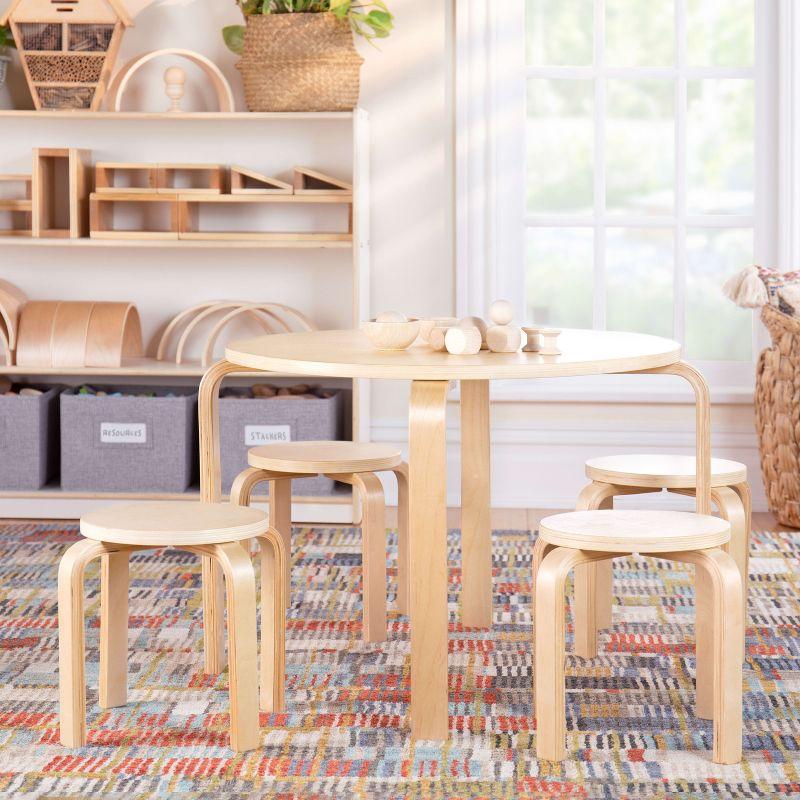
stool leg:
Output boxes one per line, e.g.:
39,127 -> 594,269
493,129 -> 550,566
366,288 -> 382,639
573,482 -> 615,659
99,551 -> 129,709
713,486 -> 748,663
258,528 -> 286,713
269,478 -> 293,610
58,539 -> 109,747
354,472 -> 388,643
202,558 -> 225,674
670,548 -> 742,764
211,542 -> 260,753
535,546 -> 584,762
393,463 -> 410,616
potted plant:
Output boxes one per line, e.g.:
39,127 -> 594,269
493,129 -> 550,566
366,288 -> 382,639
0,26 -> 14,89
223,0 -> 393,112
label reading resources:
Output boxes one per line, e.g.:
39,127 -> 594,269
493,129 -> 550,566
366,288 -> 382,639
100,422 -> 147,444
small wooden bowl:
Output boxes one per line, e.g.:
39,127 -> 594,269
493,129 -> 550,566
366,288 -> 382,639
362,318 -> 421,350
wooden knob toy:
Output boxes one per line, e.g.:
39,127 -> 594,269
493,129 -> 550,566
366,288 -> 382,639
458,316 -> 488,349
522,326 -> 562,356
445,325 -> 482,355
429,326 -> 449,352
486,299 -> 521,353
164,65 -> 186,113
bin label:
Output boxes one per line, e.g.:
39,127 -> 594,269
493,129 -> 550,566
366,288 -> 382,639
100,422 -> 147,444
244,425 -> 291,445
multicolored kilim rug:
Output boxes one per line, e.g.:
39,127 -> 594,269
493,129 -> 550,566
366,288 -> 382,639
0,521 -> 798,799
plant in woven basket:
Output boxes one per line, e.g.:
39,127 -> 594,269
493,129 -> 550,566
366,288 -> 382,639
222,0 -> 391,111
223,0 -> 393,55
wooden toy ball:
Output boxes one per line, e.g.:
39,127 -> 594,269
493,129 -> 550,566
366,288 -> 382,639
458,315 -> 488,349
376,310 -> 408,323
489,299 -> 513,326
164,66 -> 186,113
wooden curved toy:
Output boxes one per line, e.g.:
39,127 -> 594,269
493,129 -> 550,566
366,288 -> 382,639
0,325 -> 11,366
201,303 -> 315,367
84,302 -> 142,368
15,300 -> 142,368
106,49 -> 235,112
0,278 -> 28,352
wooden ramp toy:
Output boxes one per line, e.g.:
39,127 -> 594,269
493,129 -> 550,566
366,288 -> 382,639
293,167 -> 352,195
230,166 -> 292,195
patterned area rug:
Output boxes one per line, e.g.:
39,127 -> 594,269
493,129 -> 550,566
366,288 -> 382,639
0,522 -> 798,799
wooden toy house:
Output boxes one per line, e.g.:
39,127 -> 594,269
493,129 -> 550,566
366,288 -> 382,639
0,0 -> 132,110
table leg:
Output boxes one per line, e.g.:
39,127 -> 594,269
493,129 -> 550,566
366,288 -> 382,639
409,380 -> 450,740
199,359 -> 258,674
460,380 -> 492,629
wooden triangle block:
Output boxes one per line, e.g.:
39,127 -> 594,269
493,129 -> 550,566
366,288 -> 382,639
231,165 -> 293,195
293,166 -> 352,195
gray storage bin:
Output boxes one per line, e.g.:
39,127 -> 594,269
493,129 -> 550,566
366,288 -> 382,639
0,385 -> 60,489
60,386 -> 197,493
220,389 -> 343,495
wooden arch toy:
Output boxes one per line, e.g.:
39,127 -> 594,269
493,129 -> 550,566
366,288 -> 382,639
156,301 -> 316,367
106,49 -> 235,112
0,278 -> 27,352
0,325 -> 11,366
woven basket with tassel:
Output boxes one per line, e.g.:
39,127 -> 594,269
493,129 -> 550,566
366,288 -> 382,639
238,13 -> 364,112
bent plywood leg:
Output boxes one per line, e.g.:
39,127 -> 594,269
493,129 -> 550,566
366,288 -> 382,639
206,542 -> 260,753
409,380 -> 450,740
732,480 -> 752,655
257,529 -> 286,713
668,548 -> 742,764
460,379 -> 492,629
269,477 -> 293,608
328,471 -> 388,643
713,486 -> 748,663
394,462 -> 410,616
99,551 -> 129,709
200,359 -> 256,673
59,539 -> 109,747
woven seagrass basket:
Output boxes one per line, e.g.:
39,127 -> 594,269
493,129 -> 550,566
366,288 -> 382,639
237,13 -> 363,112
755,304 -> 800,527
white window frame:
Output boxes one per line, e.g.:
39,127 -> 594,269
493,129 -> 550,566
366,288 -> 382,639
455,0 -> 780,404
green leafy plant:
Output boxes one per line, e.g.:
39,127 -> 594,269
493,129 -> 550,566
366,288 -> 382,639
223,0 -> 393,55
0,26 -> 15,50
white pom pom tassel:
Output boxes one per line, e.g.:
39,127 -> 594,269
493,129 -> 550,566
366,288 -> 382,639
722,265 -> 768,308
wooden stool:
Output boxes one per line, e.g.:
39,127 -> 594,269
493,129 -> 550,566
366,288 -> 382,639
533,509 -> 742,764
574,455 -> 750,660
231,441 -> 408,644
59,501 -> 287,753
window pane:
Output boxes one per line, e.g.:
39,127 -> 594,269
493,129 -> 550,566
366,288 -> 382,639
687,0 -> 754,67
606,228 -> 673,337
686,229 -> 753,360
687,79 -> 754,214
526,0 -> 594,65
606,80 -> 674,214
605,0 -> 674,66
527,80 -> 594,213
526,228 -> 593,327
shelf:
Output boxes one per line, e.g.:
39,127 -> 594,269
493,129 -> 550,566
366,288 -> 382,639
0,236 -> 352,249
0,357 -> 254,377
0,110 -> 355,121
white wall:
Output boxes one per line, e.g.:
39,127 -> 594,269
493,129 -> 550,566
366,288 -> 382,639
1,0 -> 766,512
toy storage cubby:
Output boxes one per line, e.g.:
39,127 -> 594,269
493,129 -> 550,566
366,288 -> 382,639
0,109 -> 370,523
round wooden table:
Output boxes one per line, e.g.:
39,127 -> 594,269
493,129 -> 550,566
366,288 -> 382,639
198,328 -> 711,741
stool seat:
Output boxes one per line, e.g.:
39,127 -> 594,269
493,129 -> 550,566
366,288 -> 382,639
81,500 -> 268,546
247,441 -> 402,474
539,509 -> 730,553
585,454 -> 747,489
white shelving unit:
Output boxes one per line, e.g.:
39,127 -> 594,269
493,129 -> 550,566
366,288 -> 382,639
0,109 -> 370,522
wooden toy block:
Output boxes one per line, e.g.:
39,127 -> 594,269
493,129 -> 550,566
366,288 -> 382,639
32,148 -> 92,239
231,165 -> 293,195
84,302 -> 142,367
157,164 -> 225,194
0,175 -> 32,236
445,325 -> 482,355
458,316 -> 488,349
2,0 -> 133,111
95,162 -> 159,194
90,191 -> 180,239
522,326 -> 562,356
486,325 -> 521,353
293,166 -> 352,195
15,300 -> 60,367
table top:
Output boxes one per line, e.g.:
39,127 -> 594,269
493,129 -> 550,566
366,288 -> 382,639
225,328 -> 681,380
